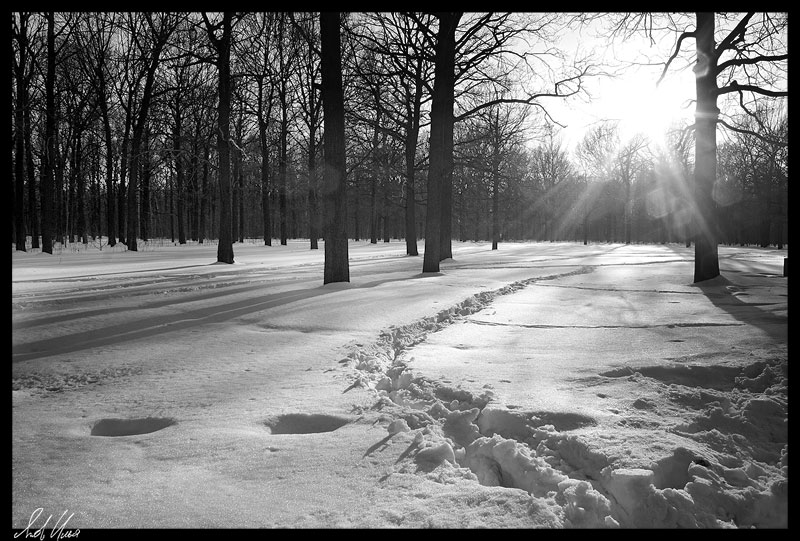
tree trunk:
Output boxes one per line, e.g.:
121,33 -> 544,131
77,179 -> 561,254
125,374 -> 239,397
370,173 -> 378,244
99,83 -> 115,247
232,134 -> 240,243
14,29 -> 27,251
24,102 -> 39,249
491,149 -> 500,250
199,141 -> 209,244
353,171 -> 360,241
320,12 -> 349,284
404,65 -> 423,256
215,13 -> 235,263
126,140 -> 141,250
189,139 -> 199,241
259,119 -> 271,246
423,12 -> 460,273
127,76 -> 160,250
117,123 -> 130,245
66,131 -> 78,243
140,128 -> 151,242
624,177 -> 632,245
404,117 -> 419,255
236,146 -> 245,243
174,115 -> 186,244
75,134 -> 89,244
308,143 -> 319,250
693,12 -> 720,282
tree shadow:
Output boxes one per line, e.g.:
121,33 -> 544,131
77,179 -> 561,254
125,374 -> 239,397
13,271 -> 434,363
691,275 -> 787,342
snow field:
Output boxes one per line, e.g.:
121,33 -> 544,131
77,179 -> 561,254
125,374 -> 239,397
339,268 -> 788,528
12,241 -> 787,528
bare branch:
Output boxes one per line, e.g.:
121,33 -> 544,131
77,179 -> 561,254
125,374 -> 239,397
715,12 -> 755,58
716,118 -> 786,147
716,81 -> 788,98
716,53 -> 788,75
454,65 -> 588,124
656,30 -> 695,87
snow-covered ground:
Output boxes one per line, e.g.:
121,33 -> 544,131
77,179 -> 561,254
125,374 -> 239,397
12,240 -> 787,529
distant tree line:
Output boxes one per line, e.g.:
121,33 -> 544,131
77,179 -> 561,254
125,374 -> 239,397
10,13 -> 787,280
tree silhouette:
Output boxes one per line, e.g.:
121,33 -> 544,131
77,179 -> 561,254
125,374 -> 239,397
203,12 -> 235,263
320,12 -> 349,284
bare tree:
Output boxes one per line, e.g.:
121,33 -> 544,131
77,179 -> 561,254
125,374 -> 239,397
39,13 -> 64,254
421,12 -> 460,273
320,12 -> 349,284
617,133 -> 649,244
12,13 -> 34,251
413,13 -> 591,269
236,12 -> 279,246
346,12 -> 436,256
202,12 -> 236,263
530,126 -> 575,242
614,12 -> 788,281
123,13 -> 178,252
290,12 -> 324,250
73,12 -> 118,247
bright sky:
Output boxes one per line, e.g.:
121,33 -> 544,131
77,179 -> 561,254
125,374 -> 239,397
554,64 -> 696,149
542,16 -> 697,153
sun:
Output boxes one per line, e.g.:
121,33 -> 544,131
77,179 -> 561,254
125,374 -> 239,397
602,69 -> 695,145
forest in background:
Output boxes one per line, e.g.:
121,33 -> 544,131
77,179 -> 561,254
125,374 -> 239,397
10,13 -> 788,271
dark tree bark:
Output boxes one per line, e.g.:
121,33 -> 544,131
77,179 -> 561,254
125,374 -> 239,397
369,106 -> 381,245
320,12 -> 349,284
237,156 -> 244,243
403,73 -> 423,256
258,113 -> 271,247
491,147 -> 500,250
172,77 -> 186,245
12,13 -> 29,251
206,12 -> 235,263
422,12 -> 461,272
693,12 -> 720,282
117,115 -> 130,245
74,134 -> 89,244
98,75 -> 115,247
139,126 -> 151,242
189,139 -> 199,241
277,13 -> 290,247
231,118 -> 240,244
199,140 -> 210,244
308,136 -> 319,249
40,12 -> 56,254
24,102 -> 38,249
253,19 -> 275,247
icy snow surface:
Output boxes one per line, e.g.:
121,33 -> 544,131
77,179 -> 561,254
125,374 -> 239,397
12,240 -> 787,528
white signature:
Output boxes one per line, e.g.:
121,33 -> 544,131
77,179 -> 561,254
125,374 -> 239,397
14,508 -> 80,540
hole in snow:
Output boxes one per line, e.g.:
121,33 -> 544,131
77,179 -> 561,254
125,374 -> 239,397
263,413 -> 350,434
90,417 -> 176,437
